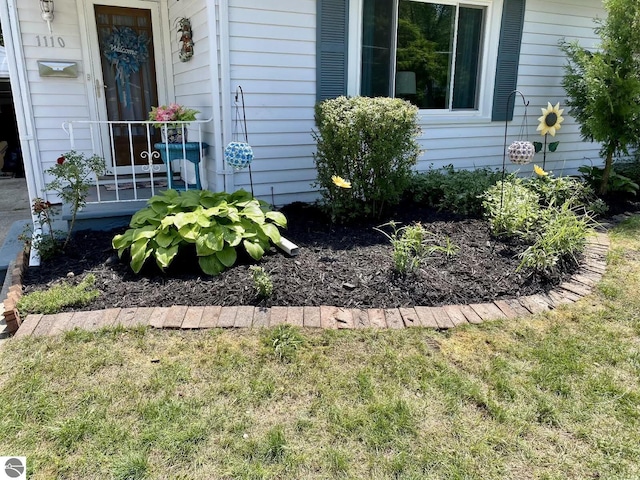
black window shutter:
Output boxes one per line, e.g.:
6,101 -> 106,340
317,0 -> 349,101
491,0 -> 526,121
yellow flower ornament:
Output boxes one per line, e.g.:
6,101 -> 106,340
537,102 -> 564,137
533,164 -> 549,177
331,175 -> 352,189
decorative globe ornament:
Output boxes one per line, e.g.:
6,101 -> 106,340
508,140 -> 535,165
224,141 -> 254,170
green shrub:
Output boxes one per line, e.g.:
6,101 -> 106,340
112,189 -> 287,276
407,165 -> 501,216
482,177 -> 542,237
518,204 -> 592,275
18,274 -> 100,315
617,155 -> 640,185
578,165 -> 639,196
313,96 -> 421,222
527,172 -> 597,208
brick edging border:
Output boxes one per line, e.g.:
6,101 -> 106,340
2,250 -> 27,333
9,232 -> 612,338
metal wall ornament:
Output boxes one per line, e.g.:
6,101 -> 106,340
177,18 -> 194,62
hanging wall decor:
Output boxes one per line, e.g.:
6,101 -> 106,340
177,18 -> 194,62
103,26 -> 149,107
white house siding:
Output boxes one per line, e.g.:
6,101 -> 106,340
419,0 -> 605,176
167,0 -> 218,189
17,0 -> 90,191
227,0 -> 319,205
225,0 -> 606,207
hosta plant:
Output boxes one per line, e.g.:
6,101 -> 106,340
112,189 -> 287,275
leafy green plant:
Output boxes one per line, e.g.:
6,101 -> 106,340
407,165 -> 501,216
561,0 -> 640,194
578,165 -> 639,196
262,324 -> 305,362
112,189 -> 287,276
518,205 -> 592,275
527,170 -> 598,208
482,177 -> 542,237
17,274 -> 100,315
249,266 -> 273,298
45,151 -> 107,248
374,221 -> 457,274
313,96 -> 421,222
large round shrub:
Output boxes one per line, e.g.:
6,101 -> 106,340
313,96 -> 421,222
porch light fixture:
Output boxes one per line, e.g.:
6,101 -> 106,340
40,0 -> 54,33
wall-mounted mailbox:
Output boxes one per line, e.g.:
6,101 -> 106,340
37,60 -> 79,78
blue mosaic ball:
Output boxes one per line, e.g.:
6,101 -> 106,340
224,142 -> 254,169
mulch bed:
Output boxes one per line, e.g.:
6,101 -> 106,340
21,200 -> 582,312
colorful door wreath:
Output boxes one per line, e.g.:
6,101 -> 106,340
102,26 -> 150,107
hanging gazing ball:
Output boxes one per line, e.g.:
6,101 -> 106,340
224,141 -> 254,170
508,140 -> 535,165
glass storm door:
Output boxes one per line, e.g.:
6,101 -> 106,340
94,5 -> 161,167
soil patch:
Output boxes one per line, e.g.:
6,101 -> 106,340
22,201 -> 579,312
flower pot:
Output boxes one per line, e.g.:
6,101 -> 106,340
161,127 -> 188,144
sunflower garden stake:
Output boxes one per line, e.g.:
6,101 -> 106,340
534,102 -> 564,170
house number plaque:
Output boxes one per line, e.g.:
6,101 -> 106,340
35,35 -> 66,48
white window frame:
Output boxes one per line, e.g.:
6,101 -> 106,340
348,0 -> 504,123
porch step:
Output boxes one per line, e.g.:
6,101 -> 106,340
62,201 -> 147,232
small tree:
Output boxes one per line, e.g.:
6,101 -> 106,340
561,0 -> 640,195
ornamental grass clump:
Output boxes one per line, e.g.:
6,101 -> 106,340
374,221 -> 458,275
483,171 -> 595,276
112,189 -> 287,276
313,96 -> 421,222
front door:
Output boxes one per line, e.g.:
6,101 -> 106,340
92,4 -> 162,170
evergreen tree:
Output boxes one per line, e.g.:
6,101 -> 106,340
561,0 -> 640,194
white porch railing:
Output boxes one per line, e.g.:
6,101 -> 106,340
62,118 -> 212,205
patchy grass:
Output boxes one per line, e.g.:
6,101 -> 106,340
1,218 -> 640,479
17,273 -> 99,315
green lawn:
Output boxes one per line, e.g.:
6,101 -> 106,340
1,218 -> 639,479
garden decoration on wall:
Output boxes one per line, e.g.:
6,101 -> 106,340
177,17 -> 194,62
224,86 -> 255,194
103,26 -> 149,107
534,102 -> 564,169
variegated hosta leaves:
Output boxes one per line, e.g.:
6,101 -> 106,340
112,189 -> 287,275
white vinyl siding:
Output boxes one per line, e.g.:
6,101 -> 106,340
227,0 -> 319,204
417,0 -> 604,174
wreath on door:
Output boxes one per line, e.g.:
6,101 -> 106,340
103,26 -> 149,107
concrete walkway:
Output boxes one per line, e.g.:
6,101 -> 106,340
0,176 -> 30,336
0,177 -> 30,247
11,232 -> 611,338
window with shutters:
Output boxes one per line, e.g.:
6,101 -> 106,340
361,0 -> 490,111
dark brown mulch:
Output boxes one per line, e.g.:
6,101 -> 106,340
22,201 -> 580,312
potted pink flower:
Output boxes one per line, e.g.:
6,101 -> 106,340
148,103 -> 200,143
